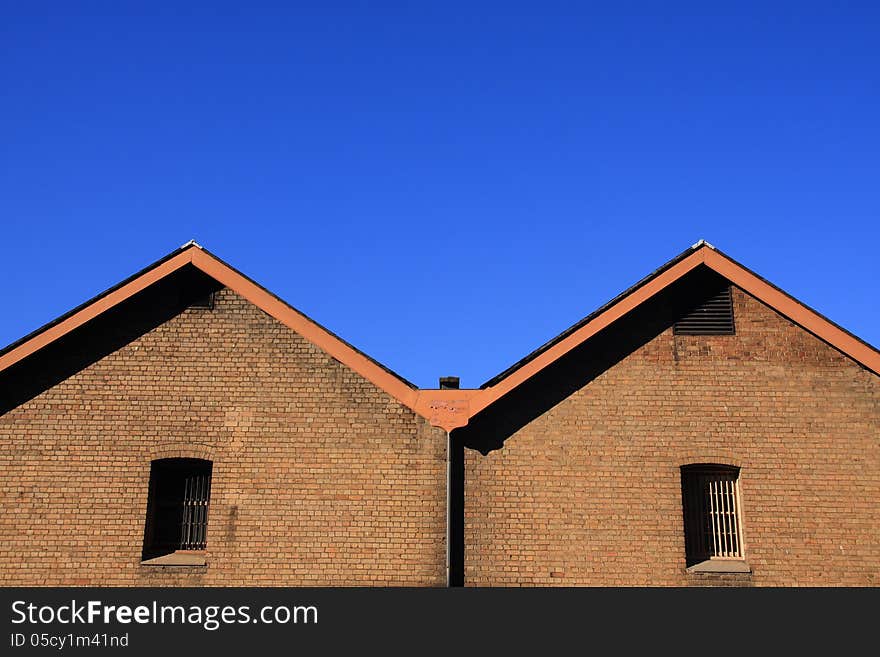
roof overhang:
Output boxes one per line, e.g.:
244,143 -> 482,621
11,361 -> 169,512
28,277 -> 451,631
0,243 -> 430,418
469,242 -> 880,419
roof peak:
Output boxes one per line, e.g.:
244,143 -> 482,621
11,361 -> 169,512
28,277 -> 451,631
691,239 -> 716,250
180,239 -> 204,250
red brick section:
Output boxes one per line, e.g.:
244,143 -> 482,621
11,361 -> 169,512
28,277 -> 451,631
464,287 -> 880,586
0,289 -> 447,586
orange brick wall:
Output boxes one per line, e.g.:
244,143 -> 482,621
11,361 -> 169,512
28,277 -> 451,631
0,289 -> 447,586
464,287 -> 880,586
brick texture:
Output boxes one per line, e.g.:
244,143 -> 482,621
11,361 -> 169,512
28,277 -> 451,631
464,287 -> 880,586
0,289 -> 447,586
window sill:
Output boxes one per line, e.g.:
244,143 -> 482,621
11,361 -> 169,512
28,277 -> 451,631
140,551 -> 207,567
687,560 -> 751,574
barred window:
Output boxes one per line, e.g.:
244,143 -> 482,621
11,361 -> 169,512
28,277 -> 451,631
680,465 -> 745,567
142,458 -> 212,560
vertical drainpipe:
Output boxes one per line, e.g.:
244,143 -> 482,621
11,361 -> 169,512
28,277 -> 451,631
446,428 -> 451,587
448,432 -> 464,587
439,376 -> 459,588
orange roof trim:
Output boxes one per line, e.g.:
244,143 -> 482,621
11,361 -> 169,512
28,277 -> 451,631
1,241 -> 878,431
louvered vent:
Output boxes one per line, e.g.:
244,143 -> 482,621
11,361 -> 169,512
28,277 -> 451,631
189,291 -> 215,309
674,286 -> 735,335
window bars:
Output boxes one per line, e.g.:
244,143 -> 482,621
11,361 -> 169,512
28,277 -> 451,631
144,459 -> 213,556
180,470 -> 211,550
682,466 -> 744,563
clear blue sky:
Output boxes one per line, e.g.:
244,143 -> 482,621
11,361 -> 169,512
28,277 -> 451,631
2,2 -> 878,388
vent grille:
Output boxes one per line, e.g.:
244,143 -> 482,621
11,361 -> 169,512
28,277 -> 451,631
673,286 -> 735,335
189,292 -> 215,309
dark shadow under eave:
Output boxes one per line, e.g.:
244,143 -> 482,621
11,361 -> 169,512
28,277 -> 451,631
0,265 -> 224,417
455,265 -> 733,455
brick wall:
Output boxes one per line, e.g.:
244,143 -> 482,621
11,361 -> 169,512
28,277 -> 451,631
463,287 -> 880,586
2,271 -> 877,587
0,288 -> 447,586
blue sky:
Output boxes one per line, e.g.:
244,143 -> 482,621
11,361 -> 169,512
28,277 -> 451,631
2,2 -> 878,387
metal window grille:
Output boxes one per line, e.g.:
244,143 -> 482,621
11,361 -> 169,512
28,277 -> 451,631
682,467 -> 744,563
673,286 -> 735,335
146,459 -> 212,554
180,470 -> 211,550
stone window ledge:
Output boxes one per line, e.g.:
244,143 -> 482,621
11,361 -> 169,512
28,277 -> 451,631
687,559 -> 751,574
140,551 -> 207,567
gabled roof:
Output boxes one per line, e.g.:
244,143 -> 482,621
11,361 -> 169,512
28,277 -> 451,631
469,240 -> 880,418
2,240 -> 877,431
0,242 -> 423,413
